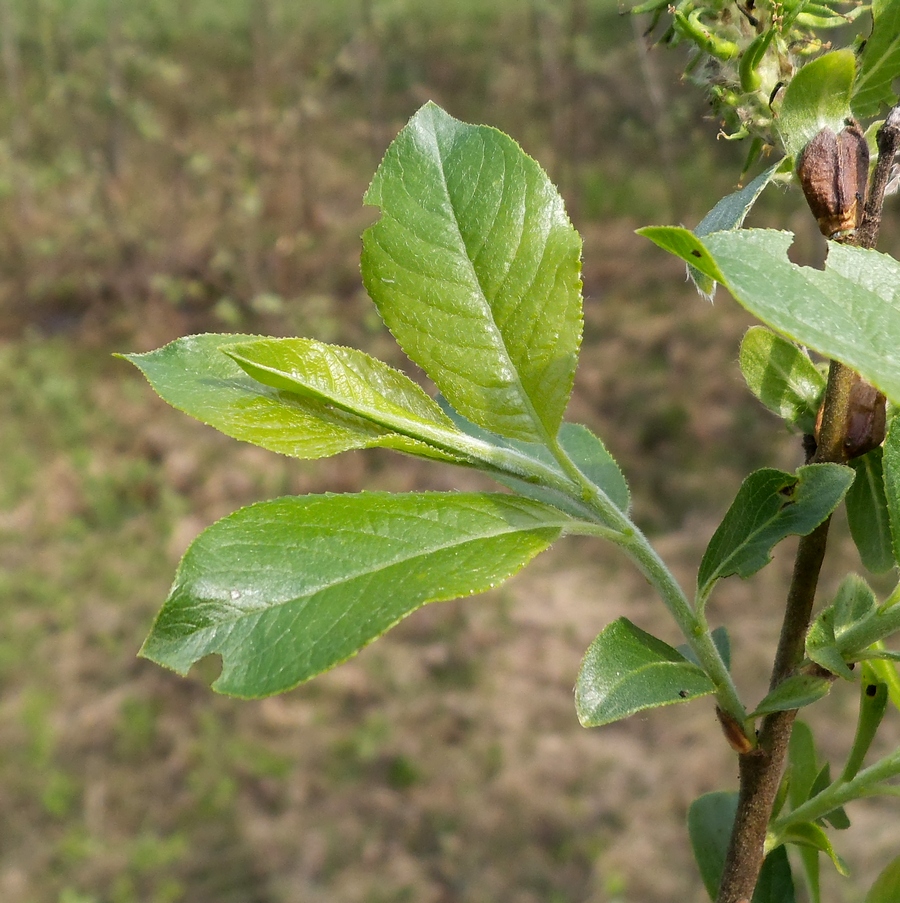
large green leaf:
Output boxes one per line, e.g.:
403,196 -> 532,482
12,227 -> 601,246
852,0 -> 900,118
739,326 -> 825,433
778,50 -> 856,158
697,465 -> 854,604
222,336 -> 470,459
638,228 -> 900,407
120,334 -> 454,462
141,492 -> 570,698
847,449 -> 895,574
575,617 -> 714,727
361,102 -> 583,443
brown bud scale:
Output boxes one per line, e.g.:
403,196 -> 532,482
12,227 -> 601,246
796,122 -> 869,237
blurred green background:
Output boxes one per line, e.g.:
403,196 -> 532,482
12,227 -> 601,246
2,2 -> 899,902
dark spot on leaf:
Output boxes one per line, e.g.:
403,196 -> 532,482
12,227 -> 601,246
866,683 -> 878,697
691,249 -> 703,258
678,689 -> 689,698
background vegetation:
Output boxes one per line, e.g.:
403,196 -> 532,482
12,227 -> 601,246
2,1 -> 899,901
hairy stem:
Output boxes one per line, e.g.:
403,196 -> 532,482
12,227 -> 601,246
715,106 -> 900,901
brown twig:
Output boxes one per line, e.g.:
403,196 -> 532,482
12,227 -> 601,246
715,103 -> 900,903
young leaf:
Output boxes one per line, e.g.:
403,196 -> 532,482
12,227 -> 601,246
362,102 -> 583,444
222,336 -> 471,459
847,449 -> 895,574
865,854 -> 900,903
739,326 -> 825,433
688,792 -> 796,902
841,663 -> 889,783
806,608 -> 855,680
750,674 -> 833,718
882,416 -> 900,565
638,228 -> 900,409
120,334 -> 456,462
697,465 -> 854,604
788,720 -> 819,809
689,163 -> 783,299
778,50 -> 856,158
781,822 -> 850,876
141,492 -> 571,698
575,617 -> 714,728
852,0 -> 900,118
833,573 -> 879,633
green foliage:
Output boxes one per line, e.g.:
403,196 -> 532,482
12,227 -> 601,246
639,228 -> 900,408
575,618 -> 715,727
696,465 -> 853,606
866,854 -> 900,903
361,103 -> 583,444
852,0 -> 900,118
738,327 -> 825,434
141,492 -> 569,697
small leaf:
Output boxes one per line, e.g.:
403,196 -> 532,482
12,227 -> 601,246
739,326 -> 825,433
788,721 -> 819,809
841,662 -> 889,782
751,675 -> 833,718
865,854 -> 900,903
638,228 -> 900,410
778,50 -> 856,158
852,0 -> 900,118
688,792 -> 738,900
810,762 -> 851,830
806,609 -> 855,680
141,492 -> 570,698
362,102 -> 583,443
832,574 -> 879,633
753,847 -> 796,903
575,618 -> 714,727
781,822 -> 850,876
866,650 -> 900,712
847,450 -> 895,574
697,465 -> 854,603
689,163 -> 782,299
881,417 -> 900,566
688,793 -> 796,902
119,335 -> 454,461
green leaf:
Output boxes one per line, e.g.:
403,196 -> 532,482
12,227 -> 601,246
778,50 -> 856,158
833,573 -> 879,633
865,854 -> 900,903
810,762 -> 851,830
222,336 -> 469,460
688,791 -> 738,900
697,465 -> 854,604
781,821 -> 850,876
788,720 -> 819,809
141,492 -> 570,698
438,397 -> 630,520
361,102 -> 583,444
751,674 -> 833,718
852,0 -> 900,118
866,650 -> 900,712
882,417 -> 900,566
689,163 -> 782,299
688,793 -> 796,902
847,449 -> 895,574
679,625 -> 731,671
841,662 -> 889,782
806,608 -> 855,680
739,326 -> 825,433
119,334 -> 454,462
638,228 -> 900,409
575,617 -> 714,727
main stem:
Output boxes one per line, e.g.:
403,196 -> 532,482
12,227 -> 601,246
715,108 -> 900,903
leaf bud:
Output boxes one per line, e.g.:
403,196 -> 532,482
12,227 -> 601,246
796,121 -> 869,237
843,376 -> 886,460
